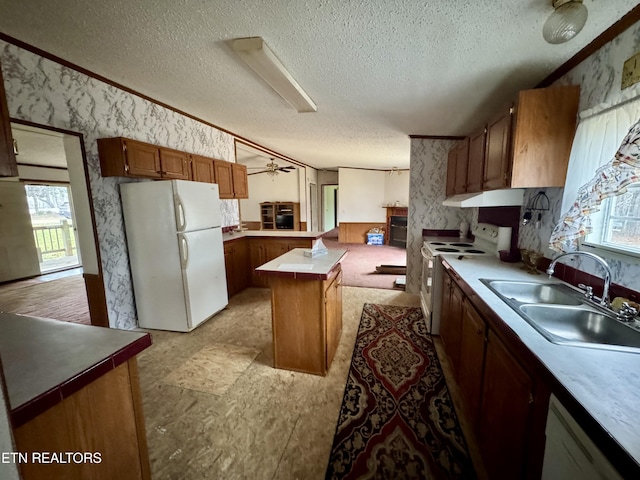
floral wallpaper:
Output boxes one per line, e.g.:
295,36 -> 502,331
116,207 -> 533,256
1,41 -> 239,329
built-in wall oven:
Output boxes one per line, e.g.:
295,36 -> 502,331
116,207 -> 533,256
420,223 -> 512,334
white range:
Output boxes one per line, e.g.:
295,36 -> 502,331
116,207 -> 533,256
420,223 -> 512,334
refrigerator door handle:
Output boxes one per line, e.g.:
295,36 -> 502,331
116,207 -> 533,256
179,234 -> 189,269
174,193 -> 186,232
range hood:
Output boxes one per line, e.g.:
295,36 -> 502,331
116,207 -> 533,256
442,189 -> 525,208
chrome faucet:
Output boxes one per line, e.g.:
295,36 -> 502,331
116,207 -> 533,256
546,251 -> 612,307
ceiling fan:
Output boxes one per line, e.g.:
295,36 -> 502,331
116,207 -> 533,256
247,159 -> 296,176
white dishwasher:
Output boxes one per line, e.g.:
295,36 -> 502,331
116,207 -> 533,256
542,395 -> 622,480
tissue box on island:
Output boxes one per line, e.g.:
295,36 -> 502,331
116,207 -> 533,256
303,238 -> 329,257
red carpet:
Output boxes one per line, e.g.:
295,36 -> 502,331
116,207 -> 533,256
322,237 -> 406,290
325,304 -> 475,479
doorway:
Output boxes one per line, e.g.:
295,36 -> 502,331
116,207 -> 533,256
323,184 -> 338,231
25,183 -> 81,273
2,121 -> 105,326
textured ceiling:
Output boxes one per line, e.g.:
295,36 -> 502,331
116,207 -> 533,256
0,0 -> 637,170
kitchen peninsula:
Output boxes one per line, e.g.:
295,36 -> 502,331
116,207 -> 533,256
256,247 -> 347,376
0,312 -> 152,480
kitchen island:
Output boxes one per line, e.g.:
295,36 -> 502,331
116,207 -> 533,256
222,230 -> 326,293
0,312 -> 152,480
256,248 -> 347,376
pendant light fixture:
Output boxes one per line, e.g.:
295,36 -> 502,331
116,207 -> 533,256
543,0 -> 588,44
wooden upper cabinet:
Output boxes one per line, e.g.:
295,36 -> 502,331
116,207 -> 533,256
0,62 -> 17,177
231,163 -> 248,199
454,138 -> 469,194
445,139 -> 468,196
98,138 -> 161,178
511,85 -> 580,188
159,147 -> 191,180
214,160 -> 234,199
445,148 -> 457,197
191,154 -> 215,183
483,106 -> 514,190
466,128 -> 486,193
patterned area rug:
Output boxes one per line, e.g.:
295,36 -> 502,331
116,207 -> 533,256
325,304 -> 475,479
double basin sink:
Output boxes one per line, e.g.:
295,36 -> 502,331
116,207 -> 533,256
480,279 -> 640,354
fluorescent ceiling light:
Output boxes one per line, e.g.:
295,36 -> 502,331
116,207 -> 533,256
230,37 -> 317,113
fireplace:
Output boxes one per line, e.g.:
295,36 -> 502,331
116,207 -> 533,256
389,215 -> 407,248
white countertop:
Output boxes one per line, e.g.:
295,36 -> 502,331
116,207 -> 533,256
223,230 -> 324,242
255,248 -> 347,279
444,255 -> 640,470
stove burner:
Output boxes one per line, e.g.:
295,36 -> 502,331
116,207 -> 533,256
435,247 -> 460,252
429,242 -> 446,245
451,242 -> 473,247
465,249 -> 486,254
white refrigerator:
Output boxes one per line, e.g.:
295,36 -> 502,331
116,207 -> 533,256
120,180 -> 228,332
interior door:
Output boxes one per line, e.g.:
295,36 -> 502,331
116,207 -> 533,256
179,227 -> 228,330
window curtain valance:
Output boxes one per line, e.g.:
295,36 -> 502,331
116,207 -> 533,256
549,84 -> 640,253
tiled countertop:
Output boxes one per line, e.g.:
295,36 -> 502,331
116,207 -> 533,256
223,230 -> 324,242
255,248 -> 347,280
443,255 -> 640,475
0,312 -> 151,427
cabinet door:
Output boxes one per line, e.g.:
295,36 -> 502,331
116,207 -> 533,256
261,203 -> 275,230
191,155 -> 215,183
231,163 -> 248,199
466,128 -> 486,193
458,299 -> 486,430
159,148 -> 191,180
249,242 -> 268,287
440,272 -> 463,373
445,148 -> 456,197
479,330 -> 534,479
325,269 -> 343,369
454,138 -> 469,194
0,62 -> 17,177
483,107 -> 513,190
511,86 -> 580,188
224,244 -> 237,297
265,240 -> 288,261
214,160 -> 234,199
125,140 -> 161,178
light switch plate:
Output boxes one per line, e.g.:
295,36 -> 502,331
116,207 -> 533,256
621,51 -> 640,90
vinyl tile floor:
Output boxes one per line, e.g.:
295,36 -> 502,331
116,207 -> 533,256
136,286 -> 484,479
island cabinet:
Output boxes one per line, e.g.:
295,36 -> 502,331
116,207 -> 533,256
223,237 -> 249,297
256,248 -> 347,376
439,260 -> 549,479
0,62 -> 18,177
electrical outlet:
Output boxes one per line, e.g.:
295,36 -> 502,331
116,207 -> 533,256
622,51 -> 640,90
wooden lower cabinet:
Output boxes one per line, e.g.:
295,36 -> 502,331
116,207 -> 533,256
440,268 -> 549,479
13,359 -> 150,480
457,298 -> 486,430
478,330 -> 535,479
270,265 -> 343,376
247,238 -> 314,288
439,271 -> 464,373
223,238 -> 249,297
